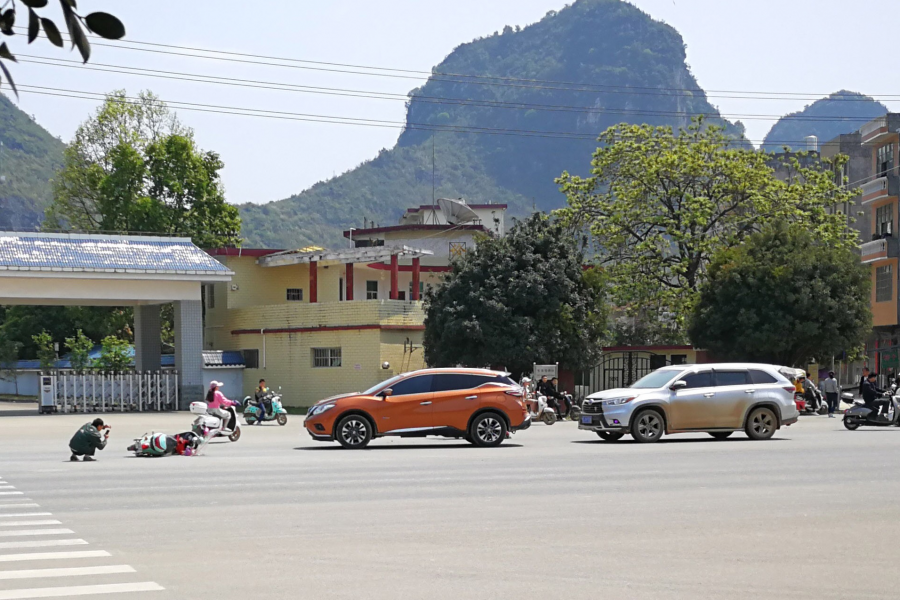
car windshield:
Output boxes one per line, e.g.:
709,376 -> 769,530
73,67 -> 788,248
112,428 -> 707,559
630,369 -> 684,389
361,375 -> 405,396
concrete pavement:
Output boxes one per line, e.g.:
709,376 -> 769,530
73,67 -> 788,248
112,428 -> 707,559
0,408 -> 897,599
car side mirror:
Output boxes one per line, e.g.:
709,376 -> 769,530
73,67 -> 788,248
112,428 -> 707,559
382,388 -> 393,397
670,380 -> 687,390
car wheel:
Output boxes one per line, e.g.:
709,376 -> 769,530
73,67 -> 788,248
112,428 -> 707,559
630,409 -> 664,443
541,412 -> 556,425
745,407 -> 777,440
276,414 -> 288,426
596,431 -> 624,442
336,415 -> 372,449
708,431 -> 733,440
470,412 -> 507,447
843,416 -> 860,431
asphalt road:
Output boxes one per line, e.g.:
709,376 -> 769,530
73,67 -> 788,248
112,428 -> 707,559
0,405 -> 897,600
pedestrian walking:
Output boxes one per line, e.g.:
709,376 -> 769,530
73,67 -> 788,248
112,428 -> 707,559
69,418 -> 110,462
821,371 -> 840,418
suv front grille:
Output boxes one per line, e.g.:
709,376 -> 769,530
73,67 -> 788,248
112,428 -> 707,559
583,403 -> 603,414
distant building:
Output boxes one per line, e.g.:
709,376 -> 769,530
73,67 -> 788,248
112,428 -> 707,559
206,200 -> 508,407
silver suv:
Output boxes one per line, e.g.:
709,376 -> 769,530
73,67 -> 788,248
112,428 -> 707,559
578,363 -> 800,443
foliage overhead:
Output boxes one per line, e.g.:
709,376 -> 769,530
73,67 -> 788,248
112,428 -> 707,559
558,117 -> 859,339
239,0 -> 747,248
0,1 -> 125,96
31,330 -> 55,371
761,91 -> 888,152
64,328 -> 93,373
96,335 -> 131,372
423,213 -> 608,376
689,224 -> 871,367
1,305 -> 131,359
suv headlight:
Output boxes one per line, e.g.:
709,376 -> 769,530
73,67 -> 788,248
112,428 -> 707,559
602,397 -> 635,407
308,403 -> 336,417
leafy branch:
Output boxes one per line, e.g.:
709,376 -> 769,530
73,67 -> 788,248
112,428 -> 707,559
0,0 -> 125,97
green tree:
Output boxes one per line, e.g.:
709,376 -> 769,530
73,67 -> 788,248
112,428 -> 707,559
0,331 -> 22,395
1,306 -> 130,359
423,213 -> 608,376
96,335 -> 131,372
46,90 -> 241,247
64,329 -> 94,374
689,224 -> 871,367
31,330 -> 56,371
558,118 -> 858,339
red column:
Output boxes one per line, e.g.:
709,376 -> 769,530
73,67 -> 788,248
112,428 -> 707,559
309,261 -> 318,303
345,263 -> 354,301
411,258 -> 421,301
390,254 -> 399,300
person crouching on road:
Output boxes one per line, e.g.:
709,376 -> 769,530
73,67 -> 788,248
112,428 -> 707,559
69,418 -> 109,462
821,371 -> 840,418
206,381 -> 237,431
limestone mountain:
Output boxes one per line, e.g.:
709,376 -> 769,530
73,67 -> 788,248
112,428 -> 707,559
761,90 -> 888,152
0,94 -> 65,230
239,0 -> 746,249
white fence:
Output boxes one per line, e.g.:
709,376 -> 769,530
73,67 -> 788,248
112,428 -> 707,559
48,371 -> 179,413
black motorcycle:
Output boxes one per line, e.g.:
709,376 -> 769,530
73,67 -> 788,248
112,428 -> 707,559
843,391 -> 900,430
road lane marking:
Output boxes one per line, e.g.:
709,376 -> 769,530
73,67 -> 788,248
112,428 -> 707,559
0,565 -> 136,581
0,486 -> 15,490
0,506 -> 39,510
0,522 -> 61,528
0,551 -> 110,563
0,530 -> 74,538
0,493 -> 24,496
0,582 -> 164,598
0,541 -> 88,550
0,515 -> 52,519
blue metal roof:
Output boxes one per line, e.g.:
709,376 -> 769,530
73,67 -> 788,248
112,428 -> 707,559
0,233 -> 230,274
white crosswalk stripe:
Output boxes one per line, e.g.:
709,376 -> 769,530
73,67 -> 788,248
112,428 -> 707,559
0,478 -> 164,597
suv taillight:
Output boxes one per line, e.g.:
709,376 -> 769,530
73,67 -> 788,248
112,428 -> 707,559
782,386 -> 796,393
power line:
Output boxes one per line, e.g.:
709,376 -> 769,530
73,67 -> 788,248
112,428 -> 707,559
11,83 -> 859,147
18,27 -> 900,103
17,54 -> 892,125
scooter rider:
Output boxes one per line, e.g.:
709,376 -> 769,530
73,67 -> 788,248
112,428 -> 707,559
536,376 -> 561,416
862,372 -> 888,417
254,378 -> 271,424
206,381 -> 237,431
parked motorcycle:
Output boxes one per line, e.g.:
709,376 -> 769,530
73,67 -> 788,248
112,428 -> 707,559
243,391 -> 288,426
127,431 -> 201,457
795,389 -> 828,415
190,402 -> 241,442
844,392 -> 900,430
521,378 -> 556,425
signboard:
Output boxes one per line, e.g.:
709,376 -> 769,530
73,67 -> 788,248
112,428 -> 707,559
533,363 -> 558,380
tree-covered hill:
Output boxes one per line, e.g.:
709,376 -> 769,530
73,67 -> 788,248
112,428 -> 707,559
762,90 -> 887,152
0,94 -> 65,230
239,0 -> 746,249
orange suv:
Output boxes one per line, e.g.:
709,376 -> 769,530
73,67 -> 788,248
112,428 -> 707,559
304,368 -> 531,449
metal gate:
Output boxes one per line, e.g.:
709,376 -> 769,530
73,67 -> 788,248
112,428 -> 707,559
48,371 -> 179,413
602,352 -> 656,390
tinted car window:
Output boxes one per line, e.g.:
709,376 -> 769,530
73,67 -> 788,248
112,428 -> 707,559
748,369 -> 778,384
715,371 -> 750,386
680,371 -> 713,389
387,375 -> 433,396
432,374 -> 495,392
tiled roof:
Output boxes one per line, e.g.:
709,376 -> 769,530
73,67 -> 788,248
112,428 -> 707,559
202,350 -> 246,368
0,233 -> 231,274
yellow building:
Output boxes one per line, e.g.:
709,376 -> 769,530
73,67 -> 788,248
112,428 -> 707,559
205,200 -> 508,407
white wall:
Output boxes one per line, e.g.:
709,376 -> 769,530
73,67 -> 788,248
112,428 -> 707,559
0,372 -> 39,397
202,367 -> 244,402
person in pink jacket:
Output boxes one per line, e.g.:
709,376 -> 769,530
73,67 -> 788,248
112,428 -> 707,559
205,381 -> 236,431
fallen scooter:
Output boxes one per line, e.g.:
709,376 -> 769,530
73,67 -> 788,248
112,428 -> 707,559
843,391 -> 900,430
190,402 -> 242,442
127,431 -> 202,457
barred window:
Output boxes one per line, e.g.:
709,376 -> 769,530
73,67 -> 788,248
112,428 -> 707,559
366,280 -> 378,300
876,264 -> 893,303
241,349 -> 260,369
286,288 -> 303,302
312,347 -> 342,368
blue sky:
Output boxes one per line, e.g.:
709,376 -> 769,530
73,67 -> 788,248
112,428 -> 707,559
12,0 -> 898,205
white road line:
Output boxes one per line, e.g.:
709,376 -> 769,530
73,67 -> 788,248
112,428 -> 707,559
0,541 -> 88,550
0,505 -> 39,510
0,522 -> 61,528
0,486 -> 15,490
0,551 -> 110,563
0,515 -> 52,519
0,493 -> 24,496
0,582 -> 164,599
0,530 -> 74,538
0,565 -> 136,581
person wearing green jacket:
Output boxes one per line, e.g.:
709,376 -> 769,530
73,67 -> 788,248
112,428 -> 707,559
69,418 -> 109,462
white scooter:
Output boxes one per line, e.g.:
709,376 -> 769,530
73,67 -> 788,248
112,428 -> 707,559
521,378 -> 557,425
190,402 -> 241,442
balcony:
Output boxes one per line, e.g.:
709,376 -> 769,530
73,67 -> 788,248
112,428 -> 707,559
223,299 -> 426,335
861,237 -> 899,264
861,116 -> 890,145
861,175 -> 900,205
